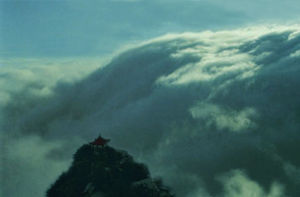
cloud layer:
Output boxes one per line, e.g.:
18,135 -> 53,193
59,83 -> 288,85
1,26 -> 300,196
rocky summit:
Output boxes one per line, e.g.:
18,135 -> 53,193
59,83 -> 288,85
47,144 -> 174,197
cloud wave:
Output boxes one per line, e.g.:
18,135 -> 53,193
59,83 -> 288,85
1,25 -> 300,197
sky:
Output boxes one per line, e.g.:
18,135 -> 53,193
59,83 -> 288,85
1,1 -> 300,197
1,0 -> 300,57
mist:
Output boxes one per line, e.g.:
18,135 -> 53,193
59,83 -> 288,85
1,26 -> 300,196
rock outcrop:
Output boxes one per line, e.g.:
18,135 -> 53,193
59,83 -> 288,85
47,144 -> 174,197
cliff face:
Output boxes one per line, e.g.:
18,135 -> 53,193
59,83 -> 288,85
47,144 -> 174,197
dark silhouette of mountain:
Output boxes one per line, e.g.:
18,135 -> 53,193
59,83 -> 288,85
47,143 -> 174,197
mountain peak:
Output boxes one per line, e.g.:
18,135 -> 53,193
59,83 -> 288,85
47,143 -> 174,197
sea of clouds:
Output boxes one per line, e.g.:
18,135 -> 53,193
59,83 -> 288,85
1,25 -> 300,197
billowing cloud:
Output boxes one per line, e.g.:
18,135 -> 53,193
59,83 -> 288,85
217,170 -> 285,197
1,25 -> 300,196
190,103 -> 256,133
0,57 -> 105,197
